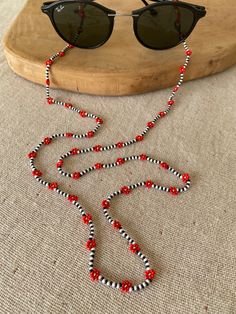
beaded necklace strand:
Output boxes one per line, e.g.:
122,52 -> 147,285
27,41 -> 192,293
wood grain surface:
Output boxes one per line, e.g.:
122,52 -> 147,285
2,0 -> 236,95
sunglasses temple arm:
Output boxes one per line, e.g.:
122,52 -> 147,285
141,0 -> 179,6
147,0 -> 179,3
141,0 -> 150,5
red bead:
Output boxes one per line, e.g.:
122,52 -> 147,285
116,158 -> 125,165
93,145 -> 102,152
116,142 -> 124,148
147,121 -> 155,128
45,79 -> 50,86
169,186 -> 179,196
140,154 -> 147,160
56,160 -> 63,168
82,213 -> 92,224
68,44 -> 74,48
145,269 -> 156,280
79,11 -> 85,18
95,163 -> 103,169
70,148 -> 79,155
79,111 -> 87,118
129,243 -> 140,253
45,59 -> 53,66
43,137 -> 52,145
27,151 -> 37,158
68,195 -> 78,202
121,280 -> 132,293
145,180 -> 153,189
185,49 -> 192,56
102,199 -> 110,209
47,97 -> 54,105
48,182 -> 58,190
136,135 -> 144,142
121,186 -> 131,195
90,268 -> 100,281
87,131 -> 94,138
86,239 -> 96,250
158,111 -> 166,118
32,169 -> 42,177
59,51 -> 65,57
168,100 -> 175,105
160,162 -> 169,170
66,133 -> 73,137
72,172 -> 80,180
96,117 -> 103,124
182,173 -> 190,183
64,103 -> 72,109
173,86 -> 179,92
179,66 -> 186,74
113,220 -> 122,230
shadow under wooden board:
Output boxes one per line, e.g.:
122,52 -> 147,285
3,0 -> 236,96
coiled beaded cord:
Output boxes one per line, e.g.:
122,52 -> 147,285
27,41 -> 192,293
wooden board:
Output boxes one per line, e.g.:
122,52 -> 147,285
2,0 -> 236,96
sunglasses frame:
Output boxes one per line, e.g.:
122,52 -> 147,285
41,0 -> 206,50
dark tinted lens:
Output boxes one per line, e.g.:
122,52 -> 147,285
136,4 -> 194,49
53,3 -> 111,48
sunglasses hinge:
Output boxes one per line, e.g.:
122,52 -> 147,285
107,13 -> 139,17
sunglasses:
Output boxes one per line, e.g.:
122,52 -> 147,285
41,0 -> 206,50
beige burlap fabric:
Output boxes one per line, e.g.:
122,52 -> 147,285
0,1 -> 235,313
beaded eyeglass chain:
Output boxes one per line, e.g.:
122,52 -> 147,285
27,41 -> 192,293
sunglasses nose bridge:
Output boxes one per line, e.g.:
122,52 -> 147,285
107,13 -> 139,17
